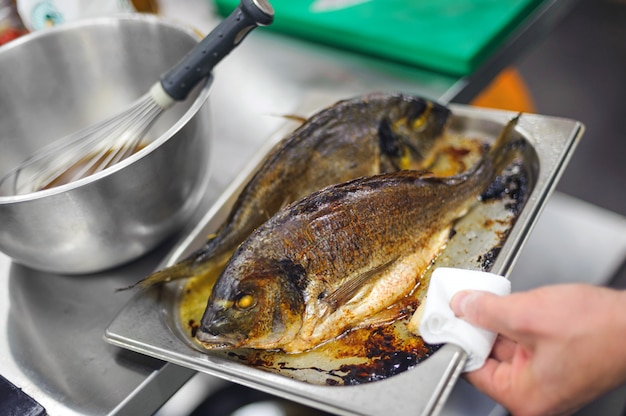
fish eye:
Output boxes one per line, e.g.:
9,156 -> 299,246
235,293 -> 256,310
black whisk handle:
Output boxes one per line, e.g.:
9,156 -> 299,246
160,0 -> 274,101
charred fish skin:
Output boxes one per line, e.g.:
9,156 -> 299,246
197,257 -> 308,349
132,93 -> 451,290
197,116 -> 521,353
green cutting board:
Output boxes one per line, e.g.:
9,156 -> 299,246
213,0 -> 542,76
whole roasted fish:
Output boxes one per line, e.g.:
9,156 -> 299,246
196,116 -> 520,353
130,93 -> 451,289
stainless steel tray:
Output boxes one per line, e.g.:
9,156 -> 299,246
105,103 -> 582,416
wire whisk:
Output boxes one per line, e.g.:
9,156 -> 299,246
0,0 -> 274,196
0,89 -> 167,195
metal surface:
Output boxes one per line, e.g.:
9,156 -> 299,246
0,249 -> 197,416
105,104 -> 583,416
0,16 -> 212,273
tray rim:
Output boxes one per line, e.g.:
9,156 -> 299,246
105,103 -> 583,416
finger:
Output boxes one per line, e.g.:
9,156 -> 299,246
490,335 -> 516,362
450,291 -> 522,340
465,358 -> 512,403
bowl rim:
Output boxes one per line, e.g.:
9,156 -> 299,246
0,14 -> 213,204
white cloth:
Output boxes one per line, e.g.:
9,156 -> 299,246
416,267 -> 511,372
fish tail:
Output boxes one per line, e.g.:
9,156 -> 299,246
487,113 -> 522,173
465,113 -> 521,185
115,257 -> 199,291
116,249 -> 230,292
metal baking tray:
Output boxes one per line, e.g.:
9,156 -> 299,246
105,103 -> 583,416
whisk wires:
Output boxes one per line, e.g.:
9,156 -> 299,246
0,93 -> 164,196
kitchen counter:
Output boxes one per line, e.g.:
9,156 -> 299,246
4,1 -> 624,415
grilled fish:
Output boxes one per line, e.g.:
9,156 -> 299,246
129,93 -> 451,290
196,116 -> 521,353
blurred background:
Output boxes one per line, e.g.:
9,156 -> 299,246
516,0 -> 625,219
515,0 -> 626,300
527,1 -> 626,412
474,2 -> 626,413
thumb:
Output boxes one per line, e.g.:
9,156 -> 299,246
450,290 -> 512,335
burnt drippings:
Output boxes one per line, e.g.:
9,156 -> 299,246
478,247 -> 502,272
188,319 -> 199,338
328,326 -> 440,385
480,160 -> 529,216
477,157 -> 531,272
227,350 -> 276,369
332,351 -> 419,385
215,311 -> 442,386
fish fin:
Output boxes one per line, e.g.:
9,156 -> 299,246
489,113 -> 522,170
116,249 -> 232,292
268,113 -> 308,124
465,113 -> 522,186
321,256 -> 399,311
115,257 -> 198,291
356,300 -> 413,330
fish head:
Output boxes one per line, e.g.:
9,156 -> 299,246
378,95 -> 452,170
196,257 -> 308,350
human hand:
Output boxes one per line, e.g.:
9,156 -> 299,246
450,284 -> 626,416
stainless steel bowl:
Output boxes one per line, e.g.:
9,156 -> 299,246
0,15 -> 213,274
